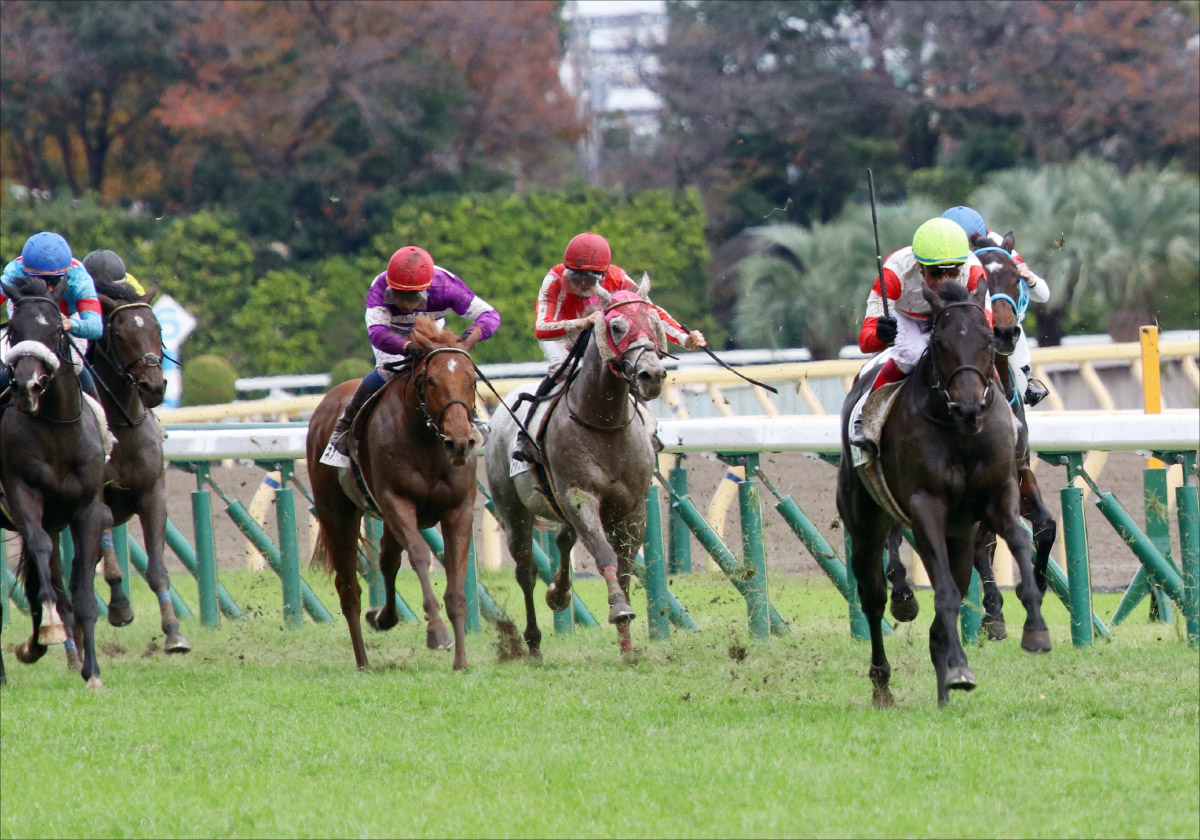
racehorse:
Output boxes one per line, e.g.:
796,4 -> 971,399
882,233 -> 1056,641
307,316 -> 481,671
86,277 -> 191,653
837,281 -> 1051,707
484,282 -> 668,660
0,275 -> 111,688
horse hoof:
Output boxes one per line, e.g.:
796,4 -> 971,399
426,628 -> 454,651
164,633 -> 192,654
620,646 -> 640,666
366,607 -> 399,632
890,592 -> 919,623
608,602 -> 636,624
983,618 -> 1007,642
1021,628 -> 1052,654
872,686 -> 895,708
38,622 -> 67,646
85,676 -> 104,691
545,583 -> 572,613
107,602 -> 135,628
15,641 -> 46,664
946,665 -> 976,691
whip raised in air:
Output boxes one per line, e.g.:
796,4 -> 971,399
867,169 -> 889,320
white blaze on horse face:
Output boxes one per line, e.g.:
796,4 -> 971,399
446,359 -> 458,373
36,312 -> 49,326
134,315 -> 145,327
986,261 -> 1004,274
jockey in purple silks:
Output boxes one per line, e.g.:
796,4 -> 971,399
319,245 -> 500,467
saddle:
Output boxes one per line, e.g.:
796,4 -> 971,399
334,383 -> 394,519
507,386 -> 570,522
849,379 -> 911,526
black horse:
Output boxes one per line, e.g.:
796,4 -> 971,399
0,275 -> 111,688
883,234 -> 1055,641
86,277 -> 190,653
838,282 -> 1051,707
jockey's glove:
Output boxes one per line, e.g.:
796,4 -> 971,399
875,316 -> 898,346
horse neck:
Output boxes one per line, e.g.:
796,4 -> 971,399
568,333 -> 633,427
89,337 -> 142,423
41,351 -> 85,424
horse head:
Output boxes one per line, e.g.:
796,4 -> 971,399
921,281 -> 995,435
407,315 -> 479,466
970,231 -> 1023,356
2,275 -> 70,415
96,280 -> 166,408
592,282 -> 667,402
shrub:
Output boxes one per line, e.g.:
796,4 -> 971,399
329,357 -> 373,386
182,354 -> 238,405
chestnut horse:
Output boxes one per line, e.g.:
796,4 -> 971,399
86,277 -> 191,653
307,317 -> 481,670
0,275 -> 111,688
484,283 -> 668,660
837,282 -> 1051,707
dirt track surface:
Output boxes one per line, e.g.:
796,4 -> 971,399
153,449 -> 1182,591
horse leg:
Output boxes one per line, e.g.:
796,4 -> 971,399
100,529 -> 134,627
71,503 -> 109,688
138,496 -> 190,653
610,516 -> 648,663
991,478 -> 1050,653
379,493 -> 452,651
365,527 -> 404,633
324,512 -> 367,669
52,550 -> 83,674
544,524 -> 577,613
852,520 -> 895,708
439,503 -> 474,670
16,542 -> 50,664
501,510 -> 542,658
1018,466 -> 1056,594
974,529 -> 1007,641
910,496 -> 974,706
884,527 -> 919,623
557,489 -> 636,626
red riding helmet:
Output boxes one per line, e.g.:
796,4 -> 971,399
563,232 -> 611,273
386,246 -> 435,291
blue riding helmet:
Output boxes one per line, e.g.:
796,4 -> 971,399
941,206 -> 987,241
20,231 -> 73,276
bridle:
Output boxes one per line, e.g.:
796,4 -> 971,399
974,245 -> 1029,326
927,301 -> 996,415
3,294 -> 84,424
411,346 -> 477,444
90,302 -> 163,426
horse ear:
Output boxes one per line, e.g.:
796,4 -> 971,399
142,282 -> 159,303
968,231 -> 988,251
50,278 -> 68,303
1001,231 -> 1016,254
97,293 -> 120,314
970,281 -> 989,308
921,284 -> 942,312
637,272 -> 652,298
595,286 -> 613,306
0,279 -> 17,301
460,330 -> 481,352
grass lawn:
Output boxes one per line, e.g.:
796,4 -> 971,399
1,569 -> 1197,839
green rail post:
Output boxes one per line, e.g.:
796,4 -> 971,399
3,537 -> 29,615
1111,566 -> 1151,626
538,528 -> 573,636
163,518 -> 239,620
1175,482 -> 1199,647
842,532 -> 871,641
1144,468 -> 1175,623
126,539 -> 194,619
667,459 -> 692,574
643,485 -> 671,642
56,533 -> 109,617
960,568 -> 983,645
1094,491 -> 1188,610
363,516 -> 386,609
465,536 -> 482,634
187,463 -> 221,628
734,457 -> 770,642
1061,485 -> 1093,647
111,524 -> 131,601
275,483 -> 303,629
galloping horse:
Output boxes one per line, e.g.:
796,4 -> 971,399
86,277 -> 190,653
307,317 -> 481,670
883,233 -> 1056,641
484,282 -> 667,659
837,282 -> 1051,707
0,276 -> 111,688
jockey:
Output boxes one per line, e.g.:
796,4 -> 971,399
319,245 -> 500,468
0,231 -> 104,402
512,231 -> 706,463
83,249 -> 147,296
941,205 -> 1050,406
850,217 -> 990,452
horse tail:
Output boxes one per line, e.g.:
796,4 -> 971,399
309,522 -> 333,574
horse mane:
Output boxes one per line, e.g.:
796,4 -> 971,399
5,274 -> 50,296
94,276 -> 142,303
938,282 -> 970,304
411,315 -> 460,348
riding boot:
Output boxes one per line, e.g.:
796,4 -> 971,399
320,374 -> 381,467
851,359 -> 906,455
1022,365 -> 1049,407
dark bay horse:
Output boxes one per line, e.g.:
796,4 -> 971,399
86,277 -> 190,653
307,317 -> 481,670
837,282 -> 1051,707
484,283 -> 668,659
1,276 -> 111,688
884,234 -> 1056,641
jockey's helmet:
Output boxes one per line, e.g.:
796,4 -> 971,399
20,231 -> 72,276
941,206 -> 987,240
83,249 -> 128,284
386,246 -> 434,291
912,218 -> 970,266
564,232 -> 611,273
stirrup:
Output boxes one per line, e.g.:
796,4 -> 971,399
512,432 -> 542,465
849,422 -> 878,457
319,430 -> 350,467
1024,378 -> 1049,407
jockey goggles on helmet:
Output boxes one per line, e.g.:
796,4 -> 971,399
564,267 -> 603,294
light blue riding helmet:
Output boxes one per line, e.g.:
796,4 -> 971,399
941,206 -> 987,240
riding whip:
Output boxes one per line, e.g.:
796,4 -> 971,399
867,168 -> 890,320
678,325 -> 779,394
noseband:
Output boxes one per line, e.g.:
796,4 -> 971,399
928,301 -> 995,413
600,297 -> 666,384
412,346 -> 476,443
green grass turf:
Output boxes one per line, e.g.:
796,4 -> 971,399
1,569 -> 1197,839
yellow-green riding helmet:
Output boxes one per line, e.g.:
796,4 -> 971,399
912,217 -> 970,266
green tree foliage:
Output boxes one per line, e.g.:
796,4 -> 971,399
330,357 -> 373,387
181,354 -> 237,406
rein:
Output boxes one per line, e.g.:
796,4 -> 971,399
88,302 -> 162,427
925,301 -> 997,420
4,296 -> 85,425
974,245 -> 1029,322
